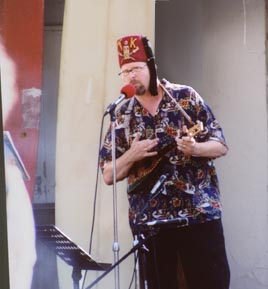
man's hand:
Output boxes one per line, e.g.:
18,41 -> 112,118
176,125 -> 196,156
103,133 -> 159,185
128,133 -> 159,162
175,125 -> 228,158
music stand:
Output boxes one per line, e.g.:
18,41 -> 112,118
36,224 -> 111,289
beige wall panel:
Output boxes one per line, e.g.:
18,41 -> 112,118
201,1 -> 268,288
56,1 -> 155,288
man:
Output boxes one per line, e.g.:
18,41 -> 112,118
99,34 -> 230,289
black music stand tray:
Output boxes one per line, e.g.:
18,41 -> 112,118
36,224 -> 111,289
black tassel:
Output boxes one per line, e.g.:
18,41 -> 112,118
142,36 -> 158,96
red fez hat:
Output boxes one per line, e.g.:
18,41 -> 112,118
117,35 -> 148,68
117,34 -> 158,96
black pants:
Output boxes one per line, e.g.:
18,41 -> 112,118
138,219 -> 230,289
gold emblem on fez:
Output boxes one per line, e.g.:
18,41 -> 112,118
118,37 -> 139,61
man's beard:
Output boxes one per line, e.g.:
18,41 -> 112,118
132,82 -> 146,96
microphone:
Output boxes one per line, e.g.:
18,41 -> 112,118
150,166 -> 173,195
150,174 -> 168,195
104,84 -> 136,116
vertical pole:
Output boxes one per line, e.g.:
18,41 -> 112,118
0,65 -> 10,289
110,113 -> 120,289
72,267 -> 82,289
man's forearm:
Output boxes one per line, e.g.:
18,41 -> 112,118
102,150 -> 136,185
102,134 -> 159,185
193,140 -> 228,158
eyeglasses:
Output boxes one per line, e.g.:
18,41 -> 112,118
118,64 -> 147,77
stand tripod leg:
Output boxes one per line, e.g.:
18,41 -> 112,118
134,233 -> 150,289
138,248 -> 149,289
85,231 -> 157,289
134,251 -> 140,289
72,267 -> 82,289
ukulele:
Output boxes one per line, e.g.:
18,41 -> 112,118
127,121 -> 203,194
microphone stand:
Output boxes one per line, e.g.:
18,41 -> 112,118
109,108 -> 120,289
102,100 -> 166,289
88,161 -> 166,289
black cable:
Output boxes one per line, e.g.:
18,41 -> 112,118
81,113 -> 106,289
88,113 -> 106,254
127,253 -> 138,289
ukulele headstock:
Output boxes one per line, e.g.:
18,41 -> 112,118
188,121 -> 203,137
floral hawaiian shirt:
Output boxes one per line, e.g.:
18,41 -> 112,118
99,79 -> 228,233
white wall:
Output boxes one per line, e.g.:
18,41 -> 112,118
156,0 -> 268,288
203,2 -> 268,289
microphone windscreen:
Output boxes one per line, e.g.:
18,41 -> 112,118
120,84 -> 136,99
